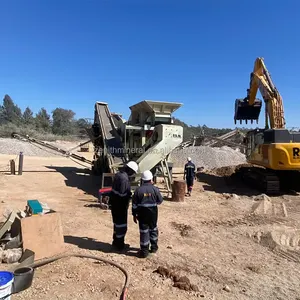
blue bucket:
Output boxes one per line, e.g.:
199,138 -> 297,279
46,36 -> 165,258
0,272 -> 14,300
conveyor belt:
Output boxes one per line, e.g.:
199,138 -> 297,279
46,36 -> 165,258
95,102 -> 126,173
11,133 -> 93,165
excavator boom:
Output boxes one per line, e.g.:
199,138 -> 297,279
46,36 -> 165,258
234,57 -> 285,129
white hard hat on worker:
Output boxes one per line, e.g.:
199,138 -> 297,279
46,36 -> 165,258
141,170 -> 153,181
187,157 -> 192,161
126,161 -> 138,173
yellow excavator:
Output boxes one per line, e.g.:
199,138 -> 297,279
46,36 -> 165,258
234,57 -> 300,194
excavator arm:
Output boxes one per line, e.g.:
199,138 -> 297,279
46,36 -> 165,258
232,57 -> 300,195
234,57 -> 286,129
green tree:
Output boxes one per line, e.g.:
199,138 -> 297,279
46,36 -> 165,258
23,107 -> 35,126
75,118 -> 92,136
52,108 -> 76,135
76,118 -> 91,128
0,94 -> 22,125
35,108 -> 51,132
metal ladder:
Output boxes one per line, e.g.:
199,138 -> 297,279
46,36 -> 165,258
160,158 -> 172,198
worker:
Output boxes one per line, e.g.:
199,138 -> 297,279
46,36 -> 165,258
110,161 -> 138,251
132,170 -> 163,258
183,157 -> 196,196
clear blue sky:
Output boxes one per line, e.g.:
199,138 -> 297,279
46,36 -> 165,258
1,0 -> 300,129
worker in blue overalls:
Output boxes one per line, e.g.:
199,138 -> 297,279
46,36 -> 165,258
132,170 -> 163,258
110,161 -> 138,251
183,157 -> 196,196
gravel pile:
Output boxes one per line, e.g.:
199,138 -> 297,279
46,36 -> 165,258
0,138 -> 246,171
0,138 -> 78,157
170,145 -> 246,169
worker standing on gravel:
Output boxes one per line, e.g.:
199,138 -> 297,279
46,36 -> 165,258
183,157 -> 196,196
132,170 -> 163,258
110,161 -> 138,251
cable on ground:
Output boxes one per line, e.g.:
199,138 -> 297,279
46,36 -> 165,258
11,253 -> 130,300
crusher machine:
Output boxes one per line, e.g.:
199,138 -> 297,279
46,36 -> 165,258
90,100 -> 183,195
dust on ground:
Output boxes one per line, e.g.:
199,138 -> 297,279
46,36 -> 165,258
1,150 -> 300,299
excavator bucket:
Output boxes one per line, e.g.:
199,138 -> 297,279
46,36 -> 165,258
234,98 -> 262,124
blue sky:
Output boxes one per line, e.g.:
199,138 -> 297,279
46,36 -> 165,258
1,0 -> 300,129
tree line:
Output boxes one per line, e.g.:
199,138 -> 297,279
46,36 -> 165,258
0,94 -> 91,137
0,94 -> 248,141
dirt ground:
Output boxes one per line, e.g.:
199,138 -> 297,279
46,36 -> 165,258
1,152 -> 300,300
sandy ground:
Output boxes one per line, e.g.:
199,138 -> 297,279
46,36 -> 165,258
1,152 -> 300,300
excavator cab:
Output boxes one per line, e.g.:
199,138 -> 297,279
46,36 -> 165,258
234,98 -> 262,124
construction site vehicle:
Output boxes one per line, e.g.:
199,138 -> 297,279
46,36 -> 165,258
90,100 -> 183,194
234,57 -> 300,194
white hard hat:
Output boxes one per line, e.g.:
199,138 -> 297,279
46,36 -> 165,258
141,170 -> 153,181
187,157 -> 192,161
126,161 -> 138,173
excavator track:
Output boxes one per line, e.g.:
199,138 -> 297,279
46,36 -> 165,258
237,166 -> 280,195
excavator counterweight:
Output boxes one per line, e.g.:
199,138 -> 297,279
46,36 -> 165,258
234,98 -> 262,124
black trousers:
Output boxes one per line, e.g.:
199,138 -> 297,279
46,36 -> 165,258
137,207 -> 158,255
186,176 -> 194,192
110,196 -> 130,248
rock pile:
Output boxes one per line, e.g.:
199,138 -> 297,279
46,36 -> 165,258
170,145 -> 246,169
0,138 -> 246,171
0,138 -> 79,157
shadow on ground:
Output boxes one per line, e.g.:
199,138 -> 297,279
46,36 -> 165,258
46,166 -> 100,198
197,172 -> 263,197
198,173 -> 299,197
64,235 -> 139,257
197,164 -> 300,197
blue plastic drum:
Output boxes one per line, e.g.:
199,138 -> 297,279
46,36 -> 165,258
0,271 -> 14,300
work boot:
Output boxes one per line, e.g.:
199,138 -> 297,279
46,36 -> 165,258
111,241 -> 130,252
120,243 -> 130,251
138,250 -> 149,258
150,248 -> 158,254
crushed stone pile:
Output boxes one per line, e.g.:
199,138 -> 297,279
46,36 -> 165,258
0,138 -> 79,157
1,138 -> 246,171
170,145 -> 246,169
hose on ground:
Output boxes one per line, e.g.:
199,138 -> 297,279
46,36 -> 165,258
15,253 -> 129,300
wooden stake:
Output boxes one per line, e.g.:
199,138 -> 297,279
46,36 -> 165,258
10,160 -> 15,175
